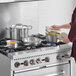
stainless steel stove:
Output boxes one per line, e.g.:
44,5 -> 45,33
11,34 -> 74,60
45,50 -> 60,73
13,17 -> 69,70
0,39 -> 72,76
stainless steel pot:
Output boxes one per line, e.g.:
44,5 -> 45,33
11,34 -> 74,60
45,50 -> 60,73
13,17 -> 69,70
6,40 -> 18,48
6,24 -> 32,41
46,31 -> 59,43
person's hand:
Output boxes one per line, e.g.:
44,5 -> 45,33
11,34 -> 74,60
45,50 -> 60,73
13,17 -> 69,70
51,25 -> 61,30
58,33 -> 70,43
59,35 -> 70,43
62,37 -> 70,43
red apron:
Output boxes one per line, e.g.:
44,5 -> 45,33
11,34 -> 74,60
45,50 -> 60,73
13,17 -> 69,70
68,7 -> 76,60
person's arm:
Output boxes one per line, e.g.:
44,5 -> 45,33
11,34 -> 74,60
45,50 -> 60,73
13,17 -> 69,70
59,23 -> 71,29
51,23 -> 71,30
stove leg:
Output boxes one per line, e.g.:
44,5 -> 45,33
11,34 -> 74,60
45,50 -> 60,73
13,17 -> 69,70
71,57 -> 76,76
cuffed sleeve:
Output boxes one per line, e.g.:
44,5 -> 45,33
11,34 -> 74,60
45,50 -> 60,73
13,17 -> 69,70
69,22 -> 72,25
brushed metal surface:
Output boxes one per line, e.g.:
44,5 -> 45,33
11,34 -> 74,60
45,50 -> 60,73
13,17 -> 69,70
0,53 -> 11,76
0,2 -> 39,40
14,63 -> 70,76
0,0 -> 43,3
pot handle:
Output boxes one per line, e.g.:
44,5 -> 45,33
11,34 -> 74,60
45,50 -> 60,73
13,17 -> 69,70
5,27 -> 12,31
28,25 -> 32,30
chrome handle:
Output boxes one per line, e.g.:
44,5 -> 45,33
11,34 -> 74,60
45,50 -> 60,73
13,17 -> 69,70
44,71 -> 65,76
28,25 -> 32,30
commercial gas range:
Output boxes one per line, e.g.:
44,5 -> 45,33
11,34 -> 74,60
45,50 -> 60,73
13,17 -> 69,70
0,39 -> 72,76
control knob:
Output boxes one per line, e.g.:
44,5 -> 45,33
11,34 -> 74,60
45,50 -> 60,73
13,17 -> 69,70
45,57 -> 50,62
14,62 -> 21,68
36,58 -> 42,64
57,55 -> 62,60
30,59 -> 35,65
24,60 -> 29,66
65,54 -> 70,58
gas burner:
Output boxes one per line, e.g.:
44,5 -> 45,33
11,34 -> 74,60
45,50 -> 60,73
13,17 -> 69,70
41,41 -> 57,47
41,41 -> 66,47
25,46 -> 37,50
0,38 -> 66,55
31,46 -> 36,49
5,48 -> 15,53
56,42 -> 66,45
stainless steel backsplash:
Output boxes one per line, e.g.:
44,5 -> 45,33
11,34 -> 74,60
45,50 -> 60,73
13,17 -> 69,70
0,2 -> 39,40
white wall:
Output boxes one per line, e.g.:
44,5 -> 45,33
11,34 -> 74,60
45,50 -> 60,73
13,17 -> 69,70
0,3 -> 22,39
0,2 -> 39,39
20,2 -> 39,35
0,3 -> 21,27
0,0 -> 75,39
38,0 -> 75,34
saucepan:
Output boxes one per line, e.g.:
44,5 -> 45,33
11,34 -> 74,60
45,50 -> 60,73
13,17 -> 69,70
46,31 -> 68,43
46,31 -> 60,43
6,40 -> 19,48
45,26 -> 68,43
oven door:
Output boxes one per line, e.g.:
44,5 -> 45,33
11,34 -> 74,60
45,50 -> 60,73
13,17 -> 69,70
14,63 -> 70,76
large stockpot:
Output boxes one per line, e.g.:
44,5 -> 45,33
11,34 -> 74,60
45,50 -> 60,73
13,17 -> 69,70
6,24 -> 32,41
46,31 -> 60,43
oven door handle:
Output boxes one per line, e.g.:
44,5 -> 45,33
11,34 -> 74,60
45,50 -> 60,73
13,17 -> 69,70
44,71 -> 65,76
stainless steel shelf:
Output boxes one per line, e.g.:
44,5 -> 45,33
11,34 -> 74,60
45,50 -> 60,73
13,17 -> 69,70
0,0 -> 44,3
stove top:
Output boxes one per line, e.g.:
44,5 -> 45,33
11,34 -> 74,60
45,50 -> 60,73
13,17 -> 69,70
0,38 -> 66,56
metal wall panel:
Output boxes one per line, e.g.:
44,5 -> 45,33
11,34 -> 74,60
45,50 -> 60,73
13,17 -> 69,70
0,2 -> 39,40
